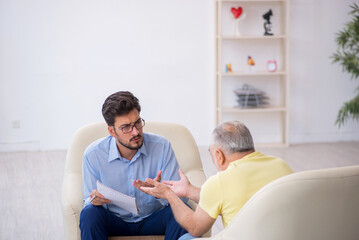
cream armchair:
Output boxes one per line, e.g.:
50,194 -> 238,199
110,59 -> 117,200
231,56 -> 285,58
201,165 -> 359,240
62,122 -> 208,240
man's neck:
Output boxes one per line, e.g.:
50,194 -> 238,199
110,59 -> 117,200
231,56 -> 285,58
116,143 -> 138,161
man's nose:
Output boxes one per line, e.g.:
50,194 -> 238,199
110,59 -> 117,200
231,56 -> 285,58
131,125 -> 139,135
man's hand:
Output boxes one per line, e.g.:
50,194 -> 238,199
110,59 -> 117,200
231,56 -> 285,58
154,170 -> 162,182
89,190 -> 111,206
162,169 -> 190,198
136,174 -> 215,237
133,170 -> 162,189
137,178 -> 173,199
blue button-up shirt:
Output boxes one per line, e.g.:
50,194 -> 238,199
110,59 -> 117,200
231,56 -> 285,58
82,132 -> 181,222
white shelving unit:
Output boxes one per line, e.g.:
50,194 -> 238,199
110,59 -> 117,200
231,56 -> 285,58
216,0 -> 290,146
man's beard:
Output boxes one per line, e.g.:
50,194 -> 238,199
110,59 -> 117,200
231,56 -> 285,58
117,134 -> 144,150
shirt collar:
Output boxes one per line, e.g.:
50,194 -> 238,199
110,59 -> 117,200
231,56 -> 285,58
139,136 -> 148,157
108,137 -> 121,162
229,151 -> 260,167
108,135 -> 148,162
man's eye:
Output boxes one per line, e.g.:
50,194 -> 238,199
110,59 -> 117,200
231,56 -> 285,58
121,125 -> 131,130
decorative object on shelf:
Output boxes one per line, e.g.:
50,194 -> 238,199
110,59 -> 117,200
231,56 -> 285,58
234,84 -> 269,108
262,9 -> 273,36
267,60 -> 277,72
231,6 -> 246,36
225,63 -> 233,73
247,56 -> 255,66
246,56 -> 255,73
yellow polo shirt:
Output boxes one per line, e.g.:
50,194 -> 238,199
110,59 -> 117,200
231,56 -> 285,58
199,151 -> 293,227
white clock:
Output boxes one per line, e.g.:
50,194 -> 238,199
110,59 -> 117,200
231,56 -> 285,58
267,60 -> 277,72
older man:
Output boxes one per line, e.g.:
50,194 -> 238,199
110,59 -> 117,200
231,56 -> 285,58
134,121 -> 293,239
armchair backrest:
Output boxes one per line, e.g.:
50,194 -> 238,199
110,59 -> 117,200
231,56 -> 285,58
64,122 -> 108,177
202,165 -> 359,240
143,122 -> 206,188
62,122 -> 207,240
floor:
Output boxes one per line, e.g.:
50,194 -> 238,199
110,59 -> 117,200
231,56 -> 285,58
1,141 -> 359,240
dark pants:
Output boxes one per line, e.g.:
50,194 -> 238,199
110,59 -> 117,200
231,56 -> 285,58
79,205 -> 187,240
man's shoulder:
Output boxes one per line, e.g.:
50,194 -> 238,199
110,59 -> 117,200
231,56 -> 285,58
202,173 -> 221,190
238,151 -> 285,165
242,151 -> 293,175
255,151 -> 282,160
255,152 -> 291,168
143,132 -> 170,145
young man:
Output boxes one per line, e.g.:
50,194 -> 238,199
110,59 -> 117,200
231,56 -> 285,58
79,91 -> 187,240
134,121 -> 293,239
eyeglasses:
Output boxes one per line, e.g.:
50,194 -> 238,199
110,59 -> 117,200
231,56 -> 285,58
115,118 -> 145,134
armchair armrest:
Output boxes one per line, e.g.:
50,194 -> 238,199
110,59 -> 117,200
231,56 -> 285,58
62,173 -> 83,240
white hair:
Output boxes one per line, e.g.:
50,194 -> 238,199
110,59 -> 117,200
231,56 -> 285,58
212,121 -> 254,154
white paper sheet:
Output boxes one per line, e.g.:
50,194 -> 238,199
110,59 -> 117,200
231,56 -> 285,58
96,181 -> 139,215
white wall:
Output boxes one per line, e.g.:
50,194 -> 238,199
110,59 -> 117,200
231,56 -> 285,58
0,0 -> 358,151
0,0 -> 215,151
289,0 -> 359,142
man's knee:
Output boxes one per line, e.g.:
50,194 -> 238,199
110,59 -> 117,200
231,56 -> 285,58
80,205 -> 107,229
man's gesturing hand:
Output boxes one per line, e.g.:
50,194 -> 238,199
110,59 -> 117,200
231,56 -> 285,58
138,178 -> 172,199
162,169 -> 190,198
132,170 -> 162,189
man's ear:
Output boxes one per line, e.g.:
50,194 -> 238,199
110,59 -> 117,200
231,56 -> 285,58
108,126 -> 116,138
215,148 -> 225,167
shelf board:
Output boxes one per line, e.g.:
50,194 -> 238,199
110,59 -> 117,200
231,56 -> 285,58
218,35 -> 286,40
219,71 -> 286,77
219,106 -> 287,113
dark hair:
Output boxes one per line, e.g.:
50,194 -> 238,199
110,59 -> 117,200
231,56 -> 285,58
102,91 -> 141,126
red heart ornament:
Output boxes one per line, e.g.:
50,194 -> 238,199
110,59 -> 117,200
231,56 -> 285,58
231,7 -> 243,19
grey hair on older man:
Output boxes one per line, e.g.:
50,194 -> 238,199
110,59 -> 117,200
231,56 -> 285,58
212,121 -> 255,154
